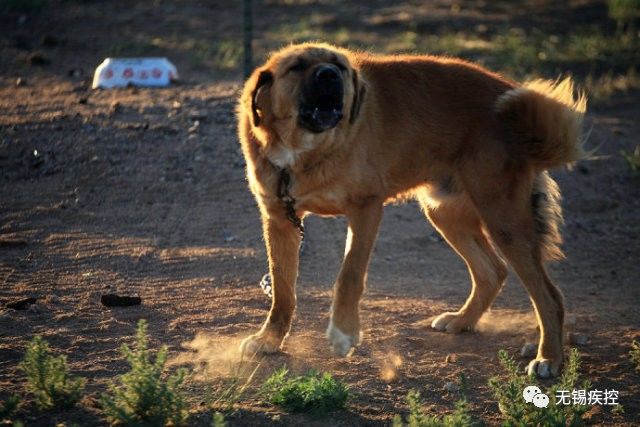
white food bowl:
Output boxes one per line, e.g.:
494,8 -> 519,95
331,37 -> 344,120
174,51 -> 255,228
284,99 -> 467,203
92,58 -> 178,89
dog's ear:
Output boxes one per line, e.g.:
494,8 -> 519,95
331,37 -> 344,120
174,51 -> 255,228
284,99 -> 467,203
251,70 -> 273,127
349,69 -> 366,125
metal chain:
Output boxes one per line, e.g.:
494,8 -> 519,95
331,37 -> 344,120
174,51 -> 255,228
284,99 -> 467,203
277,168 -> 305,238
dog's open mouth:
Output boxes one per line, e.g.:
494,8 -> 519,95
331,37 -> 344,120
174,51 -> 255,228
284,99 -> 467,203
298,64 -> 345,133
298,101 -> 344,133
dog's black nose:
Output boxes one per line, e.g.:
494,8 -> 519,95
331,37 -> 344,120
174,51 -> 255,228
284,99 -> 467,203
314,65 -> 340,82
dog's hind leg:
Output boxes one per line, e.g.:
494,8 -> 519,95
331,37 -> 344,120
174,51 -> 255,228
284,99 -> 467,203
459,166 -> 565,378
327,198 -> 383,357
418,192 -> 508,333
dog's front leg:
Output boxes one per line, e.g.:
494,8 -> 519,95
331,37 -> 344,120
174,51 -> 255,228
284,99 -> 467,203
327,200 -> 383,356
240,212 -> 301,355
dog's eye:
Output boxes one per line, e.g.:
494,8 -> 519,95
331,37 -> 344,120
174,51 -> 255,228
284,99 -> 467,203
288,62 -> 307,73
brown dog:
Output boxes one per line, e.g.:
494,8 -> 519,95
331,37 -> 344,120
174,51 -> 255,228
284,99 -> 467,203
236,43 -> 586,378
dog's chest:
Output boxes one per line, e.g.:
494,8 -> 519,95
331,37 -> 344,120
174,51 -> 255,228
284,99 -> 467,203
296,190 -> 345,215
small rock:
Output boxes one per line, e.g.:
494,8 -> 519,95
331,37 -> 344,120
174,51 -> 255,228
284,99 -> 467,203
223,229 -> 237,243
189,110 -> 207,121
0,237 -> 28,248
444,381 -> 459,393
188,120 -> 200,134
171,100 -> 182,109
6,297 -> 37,310
428,233 -> 442,243
27,303 -> 40,314
109,101 -> 121,114
41,35 -> 58,47
100,294 -> 142,308
521,342 -> 537,358
445,353 -> 458,363
568,332 -> 588,346
27,52 -> 49,66
68,68 -> 83,78
15,77 -> 26,87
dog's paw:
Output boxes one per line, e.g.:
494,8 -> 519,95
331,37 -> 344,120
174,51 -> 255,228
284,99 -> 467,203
326,320 -> 361,357
431,311 -> 475,333
526,358 -> 560,378
239,333 -> 282,357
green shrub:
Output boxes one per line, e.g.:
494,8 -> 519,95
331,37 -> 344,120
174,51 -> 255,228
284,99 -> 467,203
211,411 -> 226,427
630,340 -> 640,372
100,320 -> 189,426
621,145 -> 640,171
392,390 -> 473,427
0,395 -> 20,421
608,0 -> 640,34
260,367 -> 349,417
20,336 -> 85,410
488,349 -> 590,427
392,374 -> 474,427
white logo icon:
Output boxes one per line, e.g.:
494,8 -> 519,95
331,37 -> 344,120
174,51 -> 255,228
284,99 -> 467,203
523,385 -> 549,408
532,393 -> 550,408
523,385 -> 542,403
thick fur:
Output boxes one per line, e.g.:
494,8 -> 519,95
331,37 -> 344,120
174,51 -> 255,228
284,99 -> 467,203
236,43 -> 586,378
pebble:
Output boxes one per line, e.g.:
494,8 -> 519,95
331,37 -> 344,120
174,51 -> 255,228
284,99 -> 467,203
27,52 -> 49,66
521,342 -> 537,358
27,304 -> 40,314
568,332 -> 588,346
445,353 -> 458,363
188,120 -> 200,134
444,381 -> 459,393
223,229 -> 237,242
68,68 -> 83,78
189,110 -> 208,121
15,77 -> 26,87
109,101 -> 121,114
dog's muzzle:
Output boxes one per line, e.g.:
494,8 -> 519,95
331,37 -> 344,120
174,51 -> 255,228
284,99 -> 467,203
298,64 -> 344,133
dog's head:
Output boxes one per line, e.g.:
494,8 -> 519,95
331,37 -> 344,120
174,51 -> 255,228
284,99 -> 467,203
243,43 -> 365,138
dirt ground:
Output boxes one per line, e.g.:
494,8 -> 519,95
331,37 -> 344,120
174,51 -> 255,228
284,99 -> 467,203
1,1 -> 639,426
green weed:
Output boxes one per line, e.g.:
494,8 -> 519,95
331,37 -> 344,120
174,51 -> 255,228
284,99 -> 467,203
211,411 -> 226,427
20,336 -> 85,410
100,320 -> 189,426
585,68 -> 640,103
0,395 -> 20,421
630,340 -> 640,371
488,348 -> 590,427
260,367 -> 349,417
621,145 -> 640,171
392,374 -> 475,427
608,0 -> 640,36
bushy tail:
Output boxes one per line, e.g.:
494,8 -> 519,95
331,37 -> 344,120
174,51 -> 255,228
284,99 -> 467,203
532,171 -> 564,260
495,77 -> 587,170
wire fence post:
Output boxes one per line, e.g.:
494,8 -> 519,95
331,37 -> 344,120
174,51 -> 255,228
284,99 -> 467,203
243,0 -> 253,79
